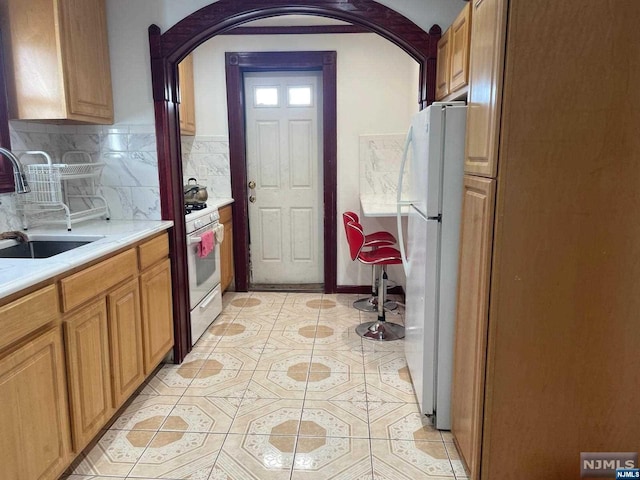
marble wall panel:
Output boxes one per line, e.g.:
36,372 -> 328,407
0,122 -> 162,227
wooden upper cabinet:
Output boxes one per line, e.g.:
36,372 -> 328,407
464,0 -> 507,178
178,53 -> 196,136
435,29 -> 451,101
435,4 -> 471,102
1,0 -> 113,124
449,3 -> 471,93
451,175 -> 496,478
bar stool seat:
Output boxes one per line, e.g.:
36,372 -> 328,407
345,220 -> 405,341
342,211 -> 398,312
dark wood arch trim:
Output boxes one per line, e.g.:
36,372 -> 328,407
148,0 -> 441,361
225,50 -> 337,293
223,25 -> 370,36
0,30 -> 15,193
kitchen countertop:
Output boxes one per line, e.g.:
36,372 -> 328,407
360,194 -> 409,217
0,219 -> 173,300
210,198 -> 234,209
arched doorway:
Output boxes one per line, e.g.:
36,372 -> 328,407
149,0 -> 441,360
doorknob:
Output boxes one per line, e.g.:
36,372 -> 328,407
248,180 -> 256,189
249,195 -> 256,203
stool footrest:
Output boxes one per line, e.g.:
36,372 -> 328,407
353,297 -> 398,312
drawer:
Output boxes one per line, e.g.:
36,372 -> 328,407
60,249 -> 137,312
0,284 -> 59,351
138,233 -> 169,271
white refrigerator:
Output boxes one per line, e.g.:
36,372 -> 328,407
396,102 -> 466,430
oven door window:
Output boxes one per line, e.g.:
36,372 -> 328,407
187,225 -> 219,308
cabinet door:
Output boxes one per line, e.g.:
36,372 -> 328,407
178,53 -> 196,135
464,0 -> 507,177
449,3 -> 471,93
219,205 -> 234,292
435,28 -> 451,101
64,300 -> 113,453
108,279 -> 145,408
0,327 -> 71,480
58,0 -> 113,123
140,259 -> 175,373
451,175 -> 496,478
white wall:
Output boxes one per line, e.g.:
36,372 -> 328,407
107,0 -> 163,125
159,0 -> 466,35
190,33 -> 418,286
106,0 -> 466,125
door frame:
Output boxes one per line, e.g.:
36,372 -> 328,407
226,51 -> 335,292
148,0 -> 440,361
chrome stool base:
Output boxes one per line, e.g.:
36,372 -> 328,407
355,320 -> 405,341
353,297 -> 398,312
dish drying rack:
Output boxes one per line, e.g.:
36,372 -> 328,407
19,150 -> 110,231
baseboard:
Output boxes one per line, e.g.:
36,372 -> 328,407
250,283 -> 323,293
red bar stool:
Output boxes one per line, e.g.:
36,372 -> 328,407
345,219 -> 405,341
342,211 -> 398,312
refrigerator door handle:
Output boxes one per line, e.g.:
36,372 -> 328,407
397,124 -> 413,272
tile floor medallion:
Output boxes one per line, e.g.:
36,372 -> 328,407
63,292 -> 464,480
110,395 -> 180,431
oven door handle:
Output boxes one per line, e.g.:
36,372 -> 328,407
199,288 -> 220,310
188,236 -> 202,245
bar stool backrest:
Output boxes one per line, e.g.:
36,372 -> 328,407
342,211 -> 359,232
344,220 -> 366,261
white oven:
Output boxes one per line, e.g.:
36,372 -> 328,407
186,207 -> 222,344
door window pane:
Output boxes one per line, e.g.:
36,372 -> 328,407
254,87 -> 279,107
288,86 -> 313,106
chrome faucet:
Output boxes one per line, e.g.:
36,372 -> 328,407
0,147 -> 30,193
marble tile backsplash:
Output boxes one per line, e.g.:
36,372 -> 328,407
0,122 -> 161,230
359,134 -> 407,196
181,135 -> 232,199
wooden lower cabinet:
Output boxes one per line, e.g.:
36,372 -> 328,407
219,204 -> 234,292
451,175 -> 496,476
0,233 -> 175,476
64,300 -> 113,453
140,258 -> 174,373
107,279 -> 145,408
0,326 -> 71,480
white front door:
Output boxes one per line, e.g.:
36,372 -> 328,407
244,72 -> 324,285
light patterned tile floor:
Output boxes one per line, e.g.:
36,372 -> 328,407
62,292 -> 466,480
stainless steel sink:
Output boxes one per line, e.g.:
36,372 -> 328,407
0,240 -> 93,259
